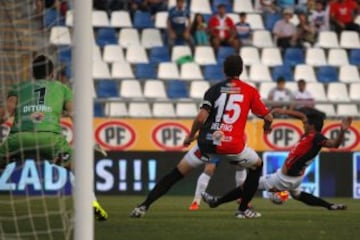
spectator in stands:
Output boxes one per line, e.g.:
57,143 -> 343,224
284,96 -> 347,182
94,0 -> 129,12
296,12 -> 317,47
130,0 -> 166,17
208,4 -> 240,52
293,79 -> 314,109
268,77 -> 294,109
310,1 -> 330,32
329,0 -> 360,34
190,14 -> 209,45
254,0 -> 279,13
236,12 -> 252,46
167,0 -> 193,47
273,8 -> 300,49
38,0 -> 64,28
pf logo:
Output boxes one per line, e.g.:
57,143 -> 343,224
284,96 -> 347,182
322,124 -> 360,151
60,120 -> 73,143
264,123 -> 303,150
95,121 -> 135,151
152,122 -> 190,150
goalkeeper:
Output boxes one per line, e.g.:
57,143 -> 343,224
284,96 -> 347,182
0,55 -> 108,221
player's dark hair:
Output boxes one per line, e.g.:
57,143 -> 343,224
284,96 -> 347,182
32,55 -> 54,80
223,55 -> 243,77
307,113 -> 324,132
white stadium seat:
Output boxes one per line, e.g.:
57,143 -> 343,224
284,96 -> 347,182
339,65 -> 360,83
226,13 -> 239,24
176,102 -> 198,117
155,11 -> 168,29
294,65 -> 317,82
328,48 -> 349,66
249,64 -> 272,82
50,26 -> 71,45
285,82 -> 297,92
340,31 -> 360,49
190,0 -> 212,14
261,48 -> 283,66
112,62 -> 134,79
158,62 -> 180,80
171,45 -> 192,62
180,63 -> 203,80
259,82 -> 276,99
247,14 -> 265,30
65,10 -> 73,27
126,46 -> 148,63
153,103 -> 176,117
252,30 -> 274,48
93,61 -> 111,79
305,48 -> 327,66
234,0 -> 254,13
189,81 -> 210,99
128,102 -> 152,117
120,80 -> 143,98
240,47 -> 260,66
92,10 -> 110,27
306,82 -> 327,101
337,104 -> 358,116
111,11 -> 132,28
141,29 -> 163,48
314,104 -> 336,117
103,45 -> 125,63
118,28 -> 141,47
144,80 -> 167,98
240,67 -> 249,81
194,46 -> 217,65
105,102 -> 128,117
350,83 -> 360,101
317,31 -> 339,48
327,83 -> 350,102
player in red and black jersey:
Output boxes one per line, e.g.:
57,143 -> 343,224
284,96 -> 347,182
202,108 -> 352,210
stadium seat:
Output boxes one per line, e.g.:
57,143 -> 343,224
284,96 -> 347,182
144,80 -> 167,98
339,65 -> 360,83
305,48 -> 327,66
96,28 -> 117,47
149,47 -> 171,63
285,82 -> 297,92
158,62 -> 180,80
233,0 -> 254,13
189,81 -> 210,99
314,104 -> 336,117
110,11 -> 132,28
44,8 -> 63,28
128,102 -> 152,117
176,102 -> 198,117
65,10 -> 73,27
58,46 -> 71,63
112,62 -> 134,79
294,65 -> 317,82
349,49 -> 360,65
249,64 -> 272,82
252,30 -> 274,48
212,0 -> 232,12
153,103 -> 176,118
327,83 -> 350,102
204,64 -> 224,81
240,47 -> 260,66
93,61 -> 111,79
328,48 -> 349,66
94,103 -> 104,117
167,80 -> 188,99
259,82 -> 276,99
103,45 -> 125,63
135,63 -> 157,79
284,48 -> 305,67
141,28 -> 163,48
240,67 -> 249,81
190,0 -> 212,14
340,31 -> 360,49
119,28 -> 141,48
126,46 -> 149,63
261,47 -> 283,66
194,46 -> 216,65
168,0 -> 177,9
264,12 -> 282,31
120,80 -> 143,98
247,14 -> 265,30
226,13 -> 239,24
96,80 -> 119,98
180,63 -> 203,80
134,11 -> 154,28
171,45 -> 192,62
317,31 -> 339,48
217,47 -> 235,64
105,102 -> 128,117
92,10 -> 110,27
317,66 -> 338,83
350,83 -> 360,101
50,26 -> 71,45
337,104 -> 358,116
155,11 -> 168,29
356,15 -> 360,25
306,82 -> 327,101
272,65 -> 293,81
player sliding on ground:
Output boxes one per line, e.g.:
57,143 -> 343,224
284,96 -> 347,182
130,55 -> 273,219
0,55 -> 108,221
202,108 -> 351,211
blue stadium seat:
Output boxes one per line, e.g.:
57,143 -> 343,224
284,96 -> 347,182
97,80 -> 119,98
264,12 -> 282,31
217,47 -> 235,64
167,80 -> 188,99
204,64 -> 224,81
212,0 -> 232,13
349,49 -> 360,66
272,65 -> 293,81
135,63 -> 157,79
149,47 -> 171,63
58,47 -> 71,63
96,28 -> 117,47
94,103 -> 104,117
284,48 -> 305,67
44,9 -> 64,28
317,66 -> 338,83
134,11 -> 154,28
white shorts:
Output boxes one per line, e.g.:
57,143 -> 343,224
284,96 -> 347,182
259,169 -> 303,194
184,144 -> 259,169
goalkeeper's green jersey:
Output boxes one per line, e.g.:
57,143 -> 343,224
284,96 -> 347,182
8,80 -> 73,134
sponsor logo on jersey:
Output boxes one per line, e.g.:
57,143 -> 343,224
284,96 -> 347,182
60,120 -> 73,144
353,153 -> 360,199
263,123 -> 303,150
322,124 -> 360,151
152,122 -> 189,150
0,122 -> 11,143
95,121 -> 136,151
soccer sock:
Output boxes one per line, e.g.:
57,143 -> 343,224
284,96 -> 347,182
235,169 -> 247,187
296,191 -> 332,209
69,171 -> 97,202
238,165 -> 262,211
140,167 -> 184,209
193,173 -> 211,204
216,187 -> 243,206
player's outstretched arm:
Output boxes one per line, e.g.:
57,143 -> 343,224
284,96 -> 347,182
323,117 -> 352,148
183,109 -> 209,147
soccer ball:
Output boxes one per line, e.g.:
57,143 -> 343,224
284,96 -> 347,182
269,191 -> 289,205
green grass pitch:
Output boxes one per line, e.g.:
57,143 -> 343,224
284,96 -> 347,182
1,196 -> 360,240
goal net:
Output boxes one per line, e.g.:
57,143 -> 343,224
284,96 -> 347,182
0,0 -> 75,239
